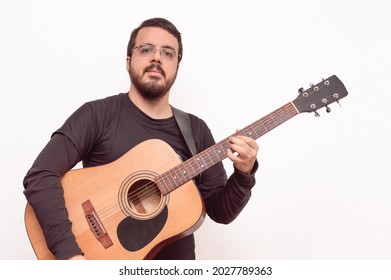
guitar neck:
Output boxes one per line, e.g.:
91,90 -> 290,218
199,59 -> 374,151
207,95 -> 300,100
156,102 -> 299,195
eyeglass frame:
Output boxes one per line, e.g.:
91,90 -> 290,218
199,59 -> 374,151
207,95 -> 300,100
130,43 -> 179,61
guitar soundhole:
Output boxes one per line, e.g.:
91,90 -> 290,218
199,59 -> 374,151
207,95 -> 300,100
128,179 -> 161,214
119,171 -> 168,220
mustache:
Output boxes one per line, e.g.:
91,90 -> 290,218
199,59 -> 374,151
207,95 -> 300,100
144,64 -> 166,78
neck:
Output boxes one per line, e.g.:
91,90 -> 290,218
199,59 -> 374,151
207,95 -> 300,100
128,87 -> 172,119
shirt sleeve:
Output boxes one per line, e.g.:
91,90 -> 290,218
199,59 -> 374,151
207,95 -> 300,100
23,101 -> 102,259
203,161 -> 258,224
190,116 -> 259,224
23,133 -> 84,259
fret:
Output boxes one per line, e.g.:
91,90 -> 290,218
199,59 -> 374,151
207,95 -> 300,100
169,168 -> 180,185
156,174 -> 171,194
183,161 -> 197,179
253,120 -> 268,136
279,107 -> 288,120
270,111 -> 285,126
245,126 -> 259,139
189,157 -> 203,175
204,149 -> 215,167
191,152 -> 210,175
219,139 -> 230,152
286,104 -> 298,118
163,173 -> 172,192
269,113 -> 279,126
174,165 -> 189,183
154,176 -> 166,193
275,109 -> 287,122
263,114 -> 275,131
180,168 -> 190,181
213,143 -> 225,161
195,155 -> 207,171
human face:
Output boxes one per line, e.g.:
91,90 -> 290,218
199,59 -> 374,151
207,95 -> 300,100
126,27 -> 180,101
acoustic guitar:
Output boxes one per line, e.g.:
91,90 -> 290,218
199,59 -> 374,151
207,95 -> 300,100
24,75 -> 348,259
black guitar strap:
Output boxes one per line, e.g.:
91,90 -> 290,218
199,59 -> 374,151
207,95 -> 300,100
172,106 -> 197,156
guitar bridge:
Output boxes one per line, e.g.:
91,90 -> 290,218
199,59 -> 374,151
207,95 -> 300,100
82,200 -> 113,249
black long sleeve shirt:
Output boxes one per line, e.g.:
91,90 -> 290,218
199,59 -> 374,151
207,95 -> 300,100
23,93 -> 258,260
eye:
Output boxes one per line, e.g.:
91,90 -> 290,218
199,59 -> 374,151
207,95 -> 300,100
161,49 -> 174,58
140,46 -> 153,54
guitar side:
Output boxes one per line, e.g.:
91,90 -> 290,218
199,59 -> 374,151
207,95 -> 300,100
24,139 -> 206,260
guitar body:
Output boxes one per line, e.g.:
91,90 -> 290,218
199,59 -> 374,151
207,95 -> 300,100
24,139 -> 206,259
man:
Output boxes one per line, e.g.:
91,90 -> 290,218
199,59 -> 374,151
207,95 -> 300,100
23,18 -> 259,260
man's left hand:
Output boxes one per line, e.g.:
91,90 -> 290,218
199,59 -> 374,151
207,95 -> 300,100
227,134 -> 259,175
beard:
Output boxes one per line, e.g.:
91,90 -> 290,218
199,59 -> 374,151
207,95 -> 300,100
128,63 -> 177,101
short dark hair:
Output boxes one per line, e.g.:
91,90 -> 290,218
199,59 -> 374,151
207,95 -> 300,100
127,18 -> 183,63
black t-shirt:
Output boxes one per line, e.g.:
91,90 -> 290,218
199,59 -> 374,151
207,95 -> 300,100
24,93 -> 257,259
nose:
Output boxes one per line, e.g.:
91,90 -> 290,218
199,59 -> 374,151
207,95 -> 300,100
150,49 -> 162,63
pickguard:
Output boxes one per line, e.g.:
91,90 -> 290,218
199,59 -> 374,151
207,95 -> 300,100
117,206 -> 168,251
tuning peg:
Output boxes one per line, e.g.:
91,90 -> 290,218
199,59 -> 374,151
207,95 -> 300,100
309,83 -> 314,87
298,87 -> 304,93
326,106 -> 331,113
314,111 -> 320,117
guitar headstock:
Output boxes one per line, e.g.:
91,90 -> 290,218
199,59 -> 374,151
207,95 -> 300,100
293,75 -> 348,116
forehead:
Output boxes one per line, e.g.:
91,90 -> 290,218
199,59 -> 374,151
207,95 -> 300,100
136,27 -> 179,49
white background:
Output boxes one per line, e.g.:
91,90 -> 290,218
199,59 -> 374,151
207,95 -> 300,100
1,0 -> 390,260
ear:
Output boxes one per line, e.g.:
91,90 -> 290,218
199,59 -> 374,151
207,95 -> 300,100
126,56 -> 131,72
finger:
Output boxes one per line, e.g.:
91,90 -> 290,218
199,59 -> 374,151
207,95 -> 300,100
227,148 -> 241,163
227,147 -> 256,175
228,142 -> 249,158
235,135 -> 259,151
229,136 -> 258,157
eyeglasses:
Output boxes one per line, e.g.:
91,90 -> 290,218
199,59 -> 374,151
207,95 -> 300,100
131,44 -> 177,61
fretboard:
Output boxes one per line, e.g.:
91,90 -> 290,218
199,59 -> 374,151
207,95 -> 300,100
155,102 -> 299,195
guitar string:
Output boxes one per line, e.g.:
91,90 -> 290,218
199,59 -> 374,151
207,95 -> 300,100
96,141 -> 233,219
95,102 -> 298,219
95,90 -> 329,219
98,137 -> 275,219
97,180 -> 163,219
114,80 -> 335,210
